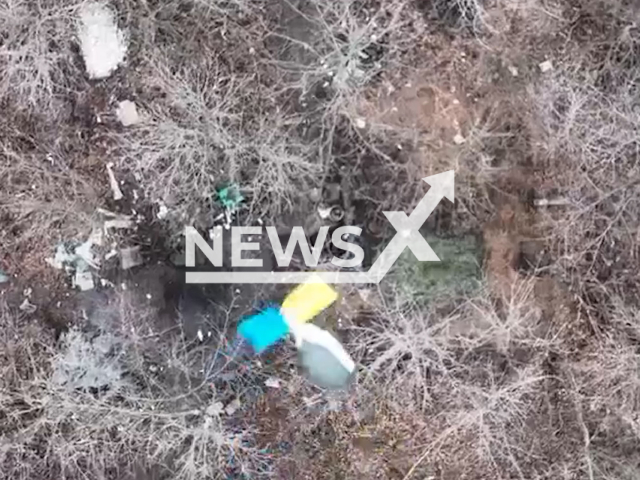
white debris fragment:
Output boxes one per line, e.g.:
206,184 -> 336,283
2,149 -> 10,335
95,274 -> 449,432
116,100 -> 140,126
156,203 -> 169,220
224,398 -> 241,416
453,133 -> 466,145
357,288 -> 372,303
317,205 -> 332,219
100,278 -> 114,287
103,216 -> 133,231
508,65 -> 519,77
534,198 -> 571,207
106,162 -> 123,200
206,401 -> 224,417
74,270 -> 95,291
120,247 -> 143,270
538,60 -> 553,73
197,329 -> 204,342
355,118 -> 366,129
23,287 -> 32,297
78,2 -> 127,79
265,377 -> 281,389
19,298 -> 37,313
46,244 -> 74,269
75,231 -> 101,268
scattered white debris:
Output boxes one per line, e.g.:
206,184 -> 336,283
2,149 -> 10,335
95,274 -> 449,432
508,65 -> 519,77
453,133 -> 466,145
197,329 -> 204,342
100,278 -> 114,287
357,288 -> 372,303
265,377 -> 281,389
23,287 -> 32,297
103,216 -> 133,231
74,270 -> 95,291
317,205 -> 332,219
46,244 -> 73,269
78,2 -> 127,79
75,230 -> 102,268
146,293 -> 152,300
156,202 -> 169,220
206,401 -> 224,417
120,246 -> 143,270
116,100 -> 140,126
538,60 -> 553,73
106,162 -> 123,200
224,398 -> 241,416
19,298 -> 36,313
46,231 -> 102,291
355,118 -> 366,129
121,282 -> 127,290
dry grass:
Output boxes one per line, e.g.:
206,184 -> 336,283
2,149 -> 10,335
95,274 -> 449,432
115,55 -> 321,224
0,293 -> 272,480
0,0 -> 83,110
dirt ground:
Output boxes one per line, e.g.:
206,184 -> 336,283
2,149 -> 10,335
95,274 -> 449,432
2,0 -> 640,479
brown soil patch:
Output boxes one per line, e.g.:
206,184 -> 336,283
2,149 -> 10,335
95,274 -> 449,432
361,75 -> 471,144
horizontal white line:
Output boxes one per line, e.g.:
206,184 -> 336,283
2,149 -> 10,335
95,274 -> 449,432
185,271 -> 380,284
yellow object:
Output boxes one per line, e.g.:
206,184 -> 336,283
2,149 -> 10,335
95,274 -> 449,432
281,275 -> 338,324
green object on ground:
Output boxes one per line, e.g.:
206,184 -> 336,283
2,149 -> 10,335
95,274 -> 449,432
393,234 -> 482,300
217,183 -> 244,210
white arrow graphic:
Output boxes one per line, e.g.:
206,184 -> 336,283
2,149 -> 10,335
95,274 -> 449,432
364,170 -> 455,283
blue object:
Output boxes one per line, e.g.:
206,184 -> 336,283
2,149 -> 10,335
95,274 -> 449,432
237,307 -> 289,354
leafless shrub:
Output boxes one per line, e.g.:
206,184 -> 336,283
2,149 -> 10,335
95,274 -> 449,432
115,53 -> 321,225
0,0 -> 79,110
533,59 -> 640,305
0,118 -> 98,255
349,278 -> 556,476
0,297 -> 270,480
